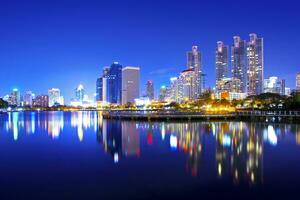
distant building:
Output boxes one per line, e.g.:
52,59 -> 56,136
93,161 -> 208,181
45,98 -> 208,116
107,62 -> 122,104
24,90 -> 34,107
75,84 -> 85,102
231,36 -> 247,93
48,88 -> 63,107
146,80 -> 154,100
215,92 -> 247,101
8,88 -> 20,106
178,68 -> 195,101
96,67 -> 109,103
217,77 -> 242,93
159,86 -> 168,102
297,72 -> 300,91
285,87 -> 291,96
216,41 -> 229,90
121,66 -> 140,104
247,33 -> 264,96
264,76 -> 285,95
187,45 -> 202,98
33,95 -> 49,108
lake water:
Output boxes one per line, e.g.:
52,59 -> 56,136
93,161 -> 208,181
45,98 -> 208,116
0,111 -> 299,199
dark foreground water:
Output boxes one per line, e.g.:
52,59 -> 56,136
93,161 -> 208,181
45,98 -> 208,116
0,111 -> 300,199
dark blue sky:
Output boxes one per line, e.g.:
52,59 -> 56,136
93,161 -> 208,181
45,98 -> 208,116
0,0 -> 299,101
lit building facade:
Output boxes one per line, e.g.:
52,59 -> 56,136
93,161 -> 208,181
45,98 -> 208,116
187,46 -> 202,98
48,88 -> 63,107
216,41 -> 229,90
96,67 -> 109,103
263,76 -> 285,95
107,62 -> 122,104
24,90 -> 34,107
33,95 -> 49,108
247,33 -> 264,96
121,66 -> 140,104
217,77 -> 242,93
7,88 -> 21,106
75,84 -> 85,102
297,72 -> 300,91
231,36 -> 247,93
178,68 -> 195,101
146,80 -> 154,100
159,86 -> 168,102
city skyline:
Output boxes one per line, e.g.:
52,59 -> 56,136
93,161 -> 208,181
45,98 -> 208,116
0,0 -> 299,102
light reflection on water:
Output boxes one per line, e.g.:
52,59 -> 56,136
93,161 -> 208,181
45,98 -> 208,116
1,111 -> 300,189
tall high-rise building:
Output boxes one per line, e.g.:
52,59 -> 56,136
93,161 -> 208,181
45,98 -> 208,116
178,68 -> 195,101
146,80 -> 154,100
75,84 -> 85,102
159,86 -> 168,102
107,62 -> 122,104
8,88 -> 20,106
296,72 -> 300,91
247,33 -> 264,96
264,76 -> 285,95
231,36 -> 247,93
24,90 -> 34,107
215,41 -> 229,90
48,88 -> 63,107
121,66 -> 140,104
96,67 -> 109,103
187,46 -> 202,98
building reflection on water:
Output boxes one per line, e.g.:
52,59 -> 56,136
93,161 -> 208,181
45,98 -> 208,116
1,111 -> 300,185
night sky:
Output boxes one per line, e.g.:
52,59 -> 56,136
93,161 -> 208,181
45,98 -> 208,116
0,0 -> 299,102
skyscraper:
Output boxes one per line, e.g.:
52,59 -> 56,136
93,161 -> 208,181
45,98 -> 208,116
215,41 -> 229,91
96,67 -> 109,103
296,72 -> 300,91
187,46 -> 202,98
146,80 -> 154,100
121,66 -> 140,104
247,33 -> 264,96
75,84 -> 85,102
48,88 -> 63,107
231,36 -> 247,93
107,62 -> 122,104
8,88 -> 20,106
159,86 -> 168,102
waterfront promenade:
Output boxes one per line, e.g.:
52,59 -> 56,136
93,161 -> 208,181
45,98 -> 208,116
102,110 -> 300,122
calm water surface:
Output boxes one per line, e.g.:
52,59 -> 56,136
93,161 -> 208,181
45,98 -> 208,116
0,111 -> 300,199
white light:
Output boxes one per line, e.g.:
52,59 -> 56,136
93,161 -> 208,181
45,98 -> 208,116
170,135 -> 178,149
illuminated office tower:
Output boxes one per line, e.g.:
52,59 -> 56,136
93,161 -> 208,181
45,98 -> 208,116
264,76 -> 285,95
8,88 -> 20,106
231,36 -> 247,93
215,41 -> 229,90
48,88 -> 63,107
169,77 -> 179,102
107,62 -> 122,104
247,33 -> 264,96
146,80 -> 154,100
296,72 -> 300,91
75,84 -> 85,102
159,86 -> 168,101
24,90 -> 34,107
121,66 -> 140,104
178,68 -> 195,101
187,45 -> 202,98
